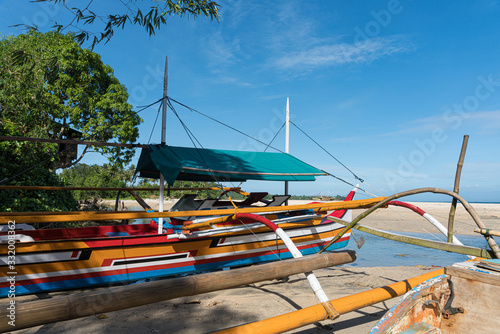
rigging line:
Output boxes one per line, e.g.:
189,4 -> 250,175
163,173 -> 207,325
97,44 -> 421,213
264,122 -> 285,153
147,100 -> 163,144
135,98 -> 163,114
358,179 -> 388,199
166,98 -> 225,190
290,121 -> 364,183
168,96 -> 376,196
169,97 -> 285,153
236,218 -> 284,262
166,98 -> 204,149
321,171 -> 368,194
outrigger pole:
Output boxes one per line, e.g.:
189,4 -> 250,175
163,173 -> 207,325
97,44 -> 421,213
158,56 -> 168,234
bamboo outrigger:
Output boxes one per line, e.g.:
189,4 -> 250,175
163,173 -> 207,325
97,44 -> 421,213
0,251 -> 356,332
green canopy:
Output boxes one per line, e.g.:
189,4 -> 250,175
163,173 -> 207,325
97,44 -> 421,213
136,145 -> 326,185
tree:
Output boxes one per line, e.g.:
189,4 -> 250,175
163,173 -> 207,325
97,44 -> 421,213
27,0 -> 220,49
0,30 -> 141,168
0,30 -> 141,211
60,163 -> 136,200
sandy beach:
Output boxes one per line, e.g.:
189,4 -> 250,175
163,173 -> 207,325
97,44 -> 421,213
9,200 -> 500,333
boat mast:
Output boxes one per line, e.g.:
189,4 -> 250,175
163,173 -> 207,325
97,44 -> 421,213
158,56 -> 168,234
284,97 -> 290,203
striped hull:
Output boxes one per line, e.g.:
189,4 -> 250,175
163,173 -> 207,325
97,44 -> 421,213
0,214 -> 350,297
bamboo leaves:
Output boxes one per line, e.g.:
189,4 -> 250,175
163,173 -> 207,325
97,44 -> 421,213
29,0 -> 221,49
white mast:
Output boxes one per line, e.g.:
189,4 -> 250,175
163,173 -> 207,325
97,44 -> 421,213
284,97 -> 290,201
158,56 -> 168,234
285,97 -> 290,153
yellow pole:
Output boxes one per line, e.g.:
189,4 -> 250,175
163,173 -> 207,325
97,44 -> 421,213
0,197 -> 385,224
214,268 -> 445,334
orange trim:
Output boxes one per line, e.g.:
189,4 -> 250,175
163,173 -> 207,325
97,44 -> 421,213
214,268 -> 445,334
0,197 -> 385,224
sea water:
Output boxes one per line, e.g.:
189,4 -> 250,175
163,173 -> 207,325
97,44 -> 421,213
342,230 -> 490,267
128,206 -> 491,267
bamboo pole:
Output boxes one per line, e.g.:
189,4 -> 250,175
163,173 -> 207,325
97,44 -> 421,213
475,228 -> 500,237
114,190 -> 123,211
127,190 -> 152,210
214,268 -> 445,334
0,135 -> 147,148
318,187 -> 500,259
447,135 -> 469,243
0,197 -> 384,224
330,217 -> 493,258
0,185 -> 240,192
0,251 -> 356,332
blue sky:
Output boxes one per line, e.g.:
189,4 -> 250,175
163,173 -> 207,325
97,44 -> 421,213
2,1 -> 500,202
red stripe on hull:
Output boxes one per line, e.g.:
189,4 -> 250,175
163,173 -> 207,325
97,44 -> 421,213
0,235 -> 349,288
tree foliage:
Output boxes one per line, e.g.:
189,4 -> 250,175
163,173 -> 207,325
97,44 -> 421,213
0,30 -> 141,167
29,0 -> 220,49
60,164 -> 221,201
0,169 -> 79,212
167,180 -> 220,199
0,30 -> 141,211
60,163 -> 136,200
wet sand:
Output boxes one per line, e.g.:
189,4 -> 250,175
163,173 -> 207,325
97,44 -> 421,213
10,201 -> 500,333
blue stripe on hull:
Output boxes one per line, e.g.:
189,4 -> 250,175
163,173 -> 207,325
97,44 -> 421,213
0,239 -> 349,297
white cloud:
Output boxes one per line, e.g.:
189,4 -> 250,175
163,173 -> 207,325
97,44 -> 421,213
203,31 -> 241,69
402,109 -> 500,134
208,75 -> 254,87
273,36 -> 413,71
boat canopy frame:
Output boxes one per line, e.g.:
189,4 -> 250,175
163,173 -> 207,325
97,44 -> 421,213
135,144 -> 327,185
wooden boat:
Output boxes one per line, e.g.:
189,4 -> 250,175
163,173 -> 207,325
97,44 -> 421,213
370,260 -> 500,334
0,143 -> 383,298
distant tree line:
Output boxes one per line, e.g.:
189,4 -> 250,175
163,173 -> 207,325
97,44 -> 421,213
60,164 -> 347,203
59,163 -> 222,201
1,160 -> 346,212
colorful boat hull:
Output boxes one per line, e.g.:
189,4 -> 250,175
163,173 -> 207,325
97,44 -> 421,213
0,212 -> 351,297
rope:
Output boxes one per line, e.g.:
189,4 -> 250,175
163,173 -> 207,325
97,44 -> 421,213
165,98 -> 225,191
169,97 -> 285,153
147,100 -> 163,144
321,171 -> 369,194
264,122 -> 285,152
168,97 -> 374,198
290,120 -> 364,183
235,217 -> 284,262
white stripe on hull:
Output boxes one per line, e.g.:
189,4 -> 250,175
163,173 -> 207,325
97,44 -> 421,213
9,231 -> 350,283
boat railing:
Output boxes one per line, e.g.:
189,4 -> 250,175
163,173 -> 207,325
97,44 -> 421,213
0,197 -> 385,224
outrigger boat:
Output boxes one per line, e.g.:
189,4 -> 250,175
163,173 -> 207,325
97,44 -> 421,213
0,143 -> 382,297
0,57 -> 386,298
